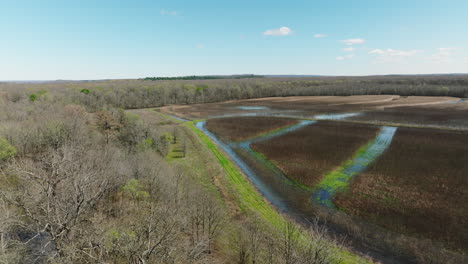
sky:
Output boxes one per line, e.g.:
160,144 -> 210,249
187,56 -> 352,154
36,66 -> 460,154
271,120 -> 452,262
1,0 -> 468,80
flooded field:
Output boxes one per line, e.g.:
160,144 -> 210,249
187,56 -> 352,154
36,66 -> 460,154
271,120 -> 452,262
168,95 -> 468,263
160,95 -> 465,128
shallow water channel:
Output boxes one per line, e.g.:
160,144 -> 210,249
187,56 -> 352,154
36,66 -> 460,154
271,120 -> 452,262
313,126 -> 398,208
196,112 -> 395,214
195,113 -> 405,263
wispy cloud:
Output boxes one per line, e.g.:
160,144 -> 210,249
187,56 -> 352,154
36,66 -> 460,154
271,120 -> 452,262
160,9 -> 178,16
341,38 -> 365,45
314,34 -> 327,38
369,49 -> 421,57
343,47 -> 355,52
336,54 -> 355,61
430,47 -> 456,63
263,27 -> 292,36
196,44 -> 204,49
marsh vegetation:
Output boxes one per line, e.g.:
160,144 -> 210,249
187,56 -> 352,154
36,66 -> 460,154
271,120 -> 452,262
252,121 -> 379,188
334,127 -> 468,252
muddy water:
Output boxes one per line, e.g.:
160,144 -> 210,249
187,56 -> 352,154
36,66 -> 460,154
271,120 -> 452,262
166,114 -> 189,122
443,98 -> 467,104
236,106 -> 270,110
314,112 -> 362,120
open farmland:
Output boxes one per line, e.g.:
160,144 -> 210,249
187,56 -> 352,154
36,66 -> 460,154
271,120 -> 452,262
205,116 -> 298,142
160,95 -> 468,131
348,99 -> 468,129
251,121 -> 380,188
334,127 -> 468,252
192,98 -> 468,263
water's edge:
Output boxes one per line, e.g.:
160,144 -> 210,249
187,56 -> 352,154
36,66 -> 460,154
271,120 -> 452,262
313,126 -> 398,208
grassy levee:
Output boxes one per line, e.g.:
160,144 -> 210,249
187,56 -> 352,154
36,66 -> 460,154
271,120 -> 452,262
185,121 -> 372,264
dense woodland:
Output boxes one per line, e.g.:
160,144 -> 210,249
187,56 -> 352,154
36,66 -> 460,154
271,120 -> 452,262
1,75 -> 467,111
143,74 -> 264,81
0,76 -> 467,263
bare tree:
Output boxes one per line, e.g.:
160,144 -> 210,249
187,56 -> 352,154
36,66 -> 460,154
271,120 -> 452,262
300,219 -> 337,264
281,222 -> 299,264
95,110 -> 120,144
1,143 -> 121,260
0,199 -> 24,264
188,191 -> 224,258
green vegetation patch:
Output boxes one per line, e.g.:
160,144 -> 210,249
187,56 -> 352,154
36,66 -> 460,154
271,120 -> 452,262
315,140 -> 375,198
0,137 -> 16,161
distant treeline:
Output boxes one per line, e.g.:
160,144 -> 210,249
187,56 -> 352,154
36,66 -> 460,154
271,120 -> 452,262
1,75 -> 468,111
143,74 -> 264,81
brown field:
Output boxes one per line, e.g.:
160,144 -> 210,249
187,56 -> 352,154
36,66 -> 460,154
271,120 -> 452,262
161,95 -> 460,121
205,116 -> 298,142
251,121 -> 380,187
334,127 -> 468,252
349,100 -> 468,130
162,95 -> 381,119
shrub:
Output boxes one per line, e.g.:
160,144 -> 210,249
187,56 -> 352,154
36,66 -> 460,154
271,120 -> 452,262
0,137 -> 16,161
80,88 -> 90,94
29,94 -> 37,102
121,178 -> 149,201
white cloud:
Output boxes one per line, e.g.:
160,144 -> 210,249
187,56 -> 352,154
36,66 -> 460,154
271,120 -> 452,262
263,27 -> 292,36
196,44 -> 204,49
430,47 -> 456,62
343,47 -> 355,52
341,38 -> 365,45
368,49 -> 421,57
314,34 -> 327,38
368,49 -> 385,55
160,9 -> 178,16
336,54 -> 355,61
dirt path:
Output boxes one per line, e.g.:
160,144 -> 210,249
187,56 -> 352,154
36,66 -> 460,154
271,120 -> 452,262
381,97 -> 459,108
326,95 -> 398,106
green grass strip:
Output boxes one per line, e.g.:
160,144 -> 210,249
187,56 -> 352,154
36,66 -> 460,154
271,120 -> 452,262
316,140 -> 374,194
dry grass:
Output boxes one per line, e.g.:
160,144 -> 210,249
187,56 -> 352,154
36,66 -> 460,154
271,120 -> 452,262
334,127 -> 468,252
205,116 -> 298,142
252,121 -> 379,188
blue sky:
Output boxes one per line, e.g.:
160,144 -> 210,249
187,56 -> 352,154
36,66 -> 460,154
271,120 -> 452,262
1,0 -> 467,80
